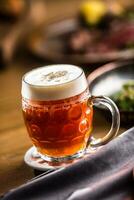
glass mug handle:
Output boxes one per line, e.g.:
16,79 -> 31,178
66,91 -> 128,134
87,96 -> 120,148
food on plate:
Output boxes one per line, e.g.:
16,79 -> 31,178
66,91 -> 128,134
111,80 -> 134,111
66,0 -> 134,54
80,0 -> 107,26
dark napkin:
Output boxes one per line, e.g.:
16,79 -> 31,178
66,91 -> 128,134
3,128 -> 134,200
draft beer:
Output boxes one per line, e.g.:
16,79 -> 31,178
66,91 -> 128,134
22,65 -> 120,162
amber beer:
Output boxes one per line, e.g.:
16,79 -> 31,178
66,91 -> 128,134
22,65 -> 93,159
22,64 -> 120,162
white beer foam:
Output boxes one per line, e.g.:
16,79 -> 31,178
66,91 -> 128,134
22,65 -> 88,100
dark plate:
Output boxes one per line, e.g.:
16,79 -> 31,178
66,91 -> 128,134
28,19 -> 134,65
87,60 -> 134,126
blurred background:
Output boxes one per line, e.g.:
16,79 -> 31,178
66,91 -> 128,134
0,0 -> 133,195
0,0 -> 133,69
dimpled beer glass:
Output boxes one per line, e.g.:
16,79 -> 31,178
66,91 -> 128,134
22,65 -> 120,162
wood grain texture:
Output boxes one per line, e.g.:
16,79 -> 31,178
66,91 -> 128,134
0,64 -> 34,194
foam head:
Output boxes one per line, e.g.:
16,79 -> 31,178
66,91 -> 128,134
22,65 -> 88,101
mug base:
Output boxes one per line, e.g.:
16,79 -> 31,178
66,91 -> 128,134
24,146 -> 98,171
38,150 -> 85,163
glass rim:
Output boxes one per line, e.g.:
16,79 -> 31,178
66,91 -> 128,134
22,65 -> 84,88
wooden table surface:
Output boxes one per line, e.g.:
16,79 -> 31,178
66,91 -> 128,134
0,0 -> 126,195
0,55 -> 126,196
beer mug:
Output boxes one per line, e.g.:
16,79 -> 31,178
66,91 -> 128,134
22,65 -> 120,162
